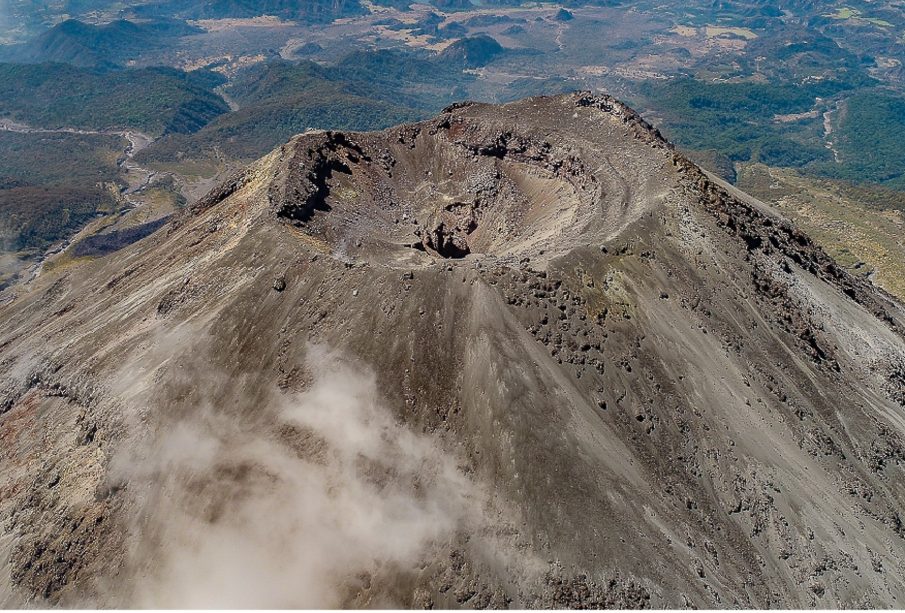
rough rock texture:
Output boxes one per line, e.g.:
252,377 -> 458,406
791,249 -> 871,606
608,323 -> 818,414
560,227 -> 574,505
2,93 -> 905,607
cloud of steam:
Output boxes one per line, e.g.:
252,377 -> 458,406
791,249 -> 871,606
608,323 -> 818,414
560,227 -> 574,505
109,344 -> 479,608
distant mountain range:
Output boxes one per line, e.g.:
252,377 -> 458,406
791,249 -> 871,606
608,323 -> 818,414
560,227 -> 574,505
0,18 -> 200,67
132,0 -> 368,22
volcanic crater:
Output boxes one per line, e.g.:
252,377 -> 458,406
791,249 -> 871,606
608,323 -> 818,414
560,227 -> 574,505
2,93 -> 905,608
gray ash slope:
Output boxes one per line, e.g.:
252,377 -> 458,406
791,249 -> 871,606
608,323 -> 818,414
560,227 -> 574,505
3,93 -> 905,607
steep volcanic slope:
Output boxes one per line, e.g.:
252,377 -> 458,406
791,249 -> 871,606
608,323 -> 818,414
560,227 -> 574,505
2,93 -> 905,607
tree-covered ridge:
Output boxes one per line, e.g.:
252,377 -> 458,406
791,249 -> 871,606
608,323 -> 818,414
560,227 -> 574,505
138,55 -> 472,165
0,185 -> 112,255
138,89 -> 424,164
0,18 -> 202,68
636,75 -> 905,189
824,93 -> 905,189
0,63 -> 228,136
0,131 -> 126,188
0,130 -> 127,258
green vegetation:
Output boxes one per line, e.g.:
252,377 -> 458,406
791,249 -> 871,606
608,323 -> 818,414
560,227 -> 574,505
0,63 -> 228,136
438,35 -> 506,67
0,185 -> 112,253
139,56 -> 471,165
0,131 -> 125,187
0,130 -> 125,254
637,77 -> 848,163
0,18 -> 202,67
817,93 -> 905,189
636,76 -> 905,190
826,7 -> 860,20
139,92 -> 423,164
0,126 -> 186,263
225,60 -> 331,107
330,50 -> 471,110
824,7 -> 894,27
756,136 -> 832,168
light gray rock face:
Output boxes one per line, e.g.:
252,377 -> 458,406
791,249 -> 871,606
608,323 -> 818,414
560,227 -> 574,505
2,93 -> 905,608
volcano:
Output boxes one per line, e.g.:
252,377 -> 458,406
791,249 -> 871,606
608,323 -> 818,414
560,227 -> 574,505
2,93 -> 905,608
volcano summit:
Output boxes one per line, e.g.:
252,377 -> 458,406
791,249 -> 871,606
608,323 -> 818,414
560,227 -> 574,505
2,93 -> 905,608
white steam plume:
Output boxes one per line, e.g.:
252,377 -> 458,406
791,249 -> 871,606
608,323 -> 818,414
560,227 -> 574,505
108,343 -> 480,608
